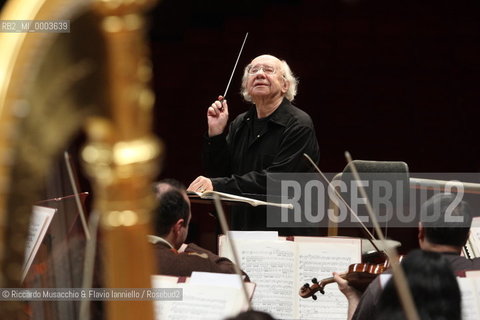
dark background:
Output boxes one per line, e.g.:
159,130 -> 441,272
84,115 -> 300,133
150,0 -> 480,183
147,0 -> 480,250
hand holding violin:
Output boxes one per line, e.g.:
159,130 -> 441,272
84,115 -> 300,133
333,272 -> 362,320
299,261 -> 388,300
333,272 -> 362,300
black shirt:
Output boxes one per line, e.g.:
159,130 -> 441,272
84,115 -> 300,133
249,112 -> 270,145
203,98 -> 320,233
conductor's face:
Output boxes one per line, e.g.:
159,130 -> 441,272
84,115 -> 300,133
246,55 -> 288,102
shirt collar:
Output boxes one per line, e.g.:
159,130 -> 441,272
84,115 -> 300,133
147,235 -> 174,249
244,97 -> 291,127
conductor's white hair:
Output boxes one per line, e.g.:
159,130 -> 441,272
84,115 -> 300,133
241,59 -> 298,102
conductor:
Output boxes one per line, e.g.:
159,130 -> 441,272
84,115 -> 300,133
188,54 -> 320,233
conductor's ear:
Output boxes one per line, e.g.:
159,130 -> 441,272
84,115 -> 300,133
281,76 -> 289,94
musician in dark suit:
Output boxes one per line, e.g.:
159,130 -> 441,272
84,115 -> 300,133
188,54 -> 320,233
150,180 -> 246,278
334,192 -> 480,320
376,249 -> 461,320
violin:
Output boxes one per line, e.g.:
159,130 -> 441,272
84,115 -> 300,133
299,260 -> 391,300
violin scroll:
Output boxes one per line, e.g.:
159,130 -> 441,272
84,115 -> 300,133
299,278 -> 325,300
299,260 -> 393,300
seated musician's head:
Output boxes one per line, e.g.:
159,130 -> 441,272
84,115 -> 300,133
376,249 -> 461,320
153,179 -> 187,200
419,192 -> 472,252
152,180 -> 191,250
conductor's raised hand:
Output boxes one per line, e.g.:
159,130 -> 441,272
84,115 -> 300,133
207,95 -> 229,137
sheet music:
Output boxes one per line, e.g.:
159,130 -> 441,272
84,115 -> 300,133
188,190 -> 293,208
219,235 -> 361,319
296,238 -> 361,320
22,205 -> 57,281
466,271 -> 480,278
221,239 -> 297,319
457,277 -> 480,320
153,284 -> 243,320
152,275 -> 247,320
228,231 -> 278,240
379,274 -> 392,288
189,272 -> 242,289
468,217 -> 480,258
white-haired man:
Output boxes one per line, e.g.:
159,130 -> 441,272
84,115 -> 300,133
188,54 -> 320,233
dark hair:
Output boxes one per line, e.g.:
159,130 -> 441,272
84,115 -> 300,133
420,192 -> 472,247
376,249 -> 461,320
153,189 -> 190,236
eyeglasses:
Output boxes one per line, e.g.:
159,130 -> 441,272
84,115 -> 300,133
247,64 -> 277,75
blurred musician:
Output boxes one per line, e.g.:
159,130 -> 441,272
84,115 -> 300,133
150,180 -> 248,278
334,192 -> 480,320
377,250 -> 461,320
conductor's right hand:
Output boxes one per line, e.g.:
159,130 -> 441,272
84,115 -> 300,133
207,95 -> 229,137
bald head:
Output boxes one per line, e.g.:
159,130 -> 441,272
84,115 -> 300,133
154,179 -> 189,202
241,54 -> 298,102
